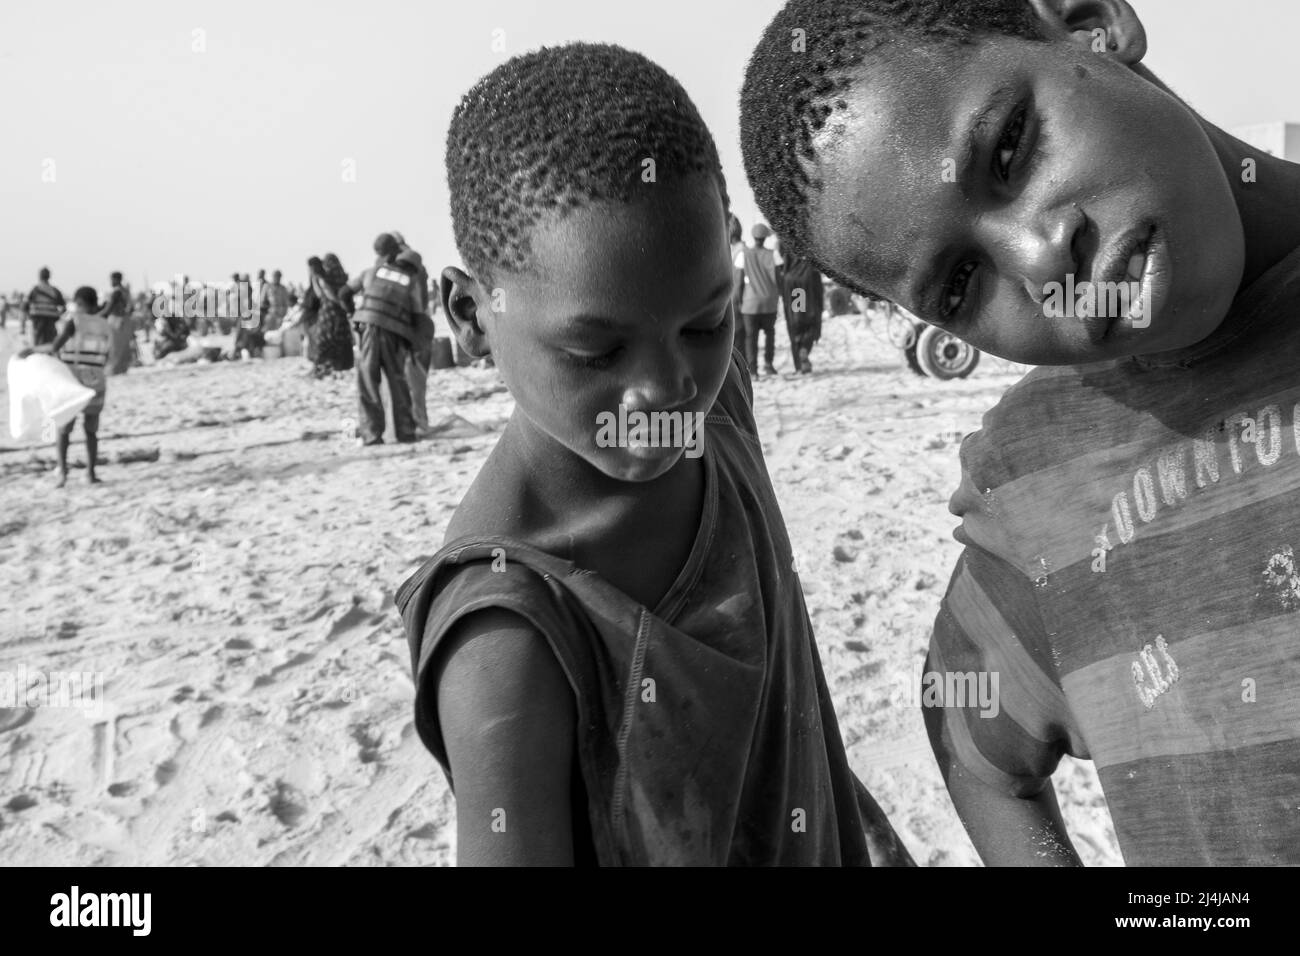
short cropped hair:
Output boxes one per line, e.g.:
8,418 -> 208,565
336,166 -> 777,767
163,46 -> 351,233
73,286 -> 98,311
447,42 -> 730,280
741,0 -> 1043,279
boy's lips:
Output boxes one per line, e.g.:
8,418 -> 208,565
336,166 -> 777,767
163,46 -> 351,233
1080,223 -> 1161,345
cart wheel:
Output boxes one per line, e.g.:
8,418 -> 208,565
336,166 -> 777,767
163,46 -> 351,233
916,325 -> 980,380
904,342 -> 925,376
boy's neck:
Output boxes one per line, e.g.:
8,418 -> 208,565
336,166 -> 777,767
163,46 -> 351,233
499,410 -> 701,545
1138,64 -> 1300,292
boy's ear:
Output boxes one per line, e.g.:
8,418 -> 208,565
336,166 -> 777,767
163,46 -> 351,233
1026,0 -> 1147,66
440,266 -> 492,358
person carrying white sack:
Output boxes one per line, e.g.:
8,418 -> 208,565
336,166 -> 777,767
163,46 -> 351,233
19,286 -> 110,487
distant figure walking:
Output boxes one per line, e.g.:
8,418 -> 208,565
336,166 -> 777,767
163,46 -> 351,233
24,267 -> 65,346
347,233 -> 420,444
392,239 -> 435,436
100,271 -> 136,374
781,253 -> 823,374
259,269 -> 290,331
734,223 -> 784,376
728,214 -> 745,351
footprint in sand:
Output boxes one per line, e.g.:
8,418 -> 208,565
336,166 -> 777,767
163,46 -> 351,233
268,781 -> 307,828
349,723 -> 383,764
271,651 -> 315,676
0,708 -> 35,735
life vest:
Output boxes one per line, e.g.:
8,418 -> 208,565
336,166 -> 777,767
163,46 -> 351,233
27,283 -> 64,321
355,265 -> 415,341
61,311 -> 112,391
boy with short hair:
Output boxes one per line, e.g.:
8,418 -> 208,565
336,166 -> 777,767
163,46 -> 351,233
21,286 -> 111,487
396,42 -> 910,867
741,0 -> 1300,865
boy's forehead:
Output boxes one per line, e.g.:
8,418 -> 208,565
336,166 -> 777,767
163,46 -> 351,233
532,179 -> 725,270
810,43 -> 1025,291
509,175 -> 731,311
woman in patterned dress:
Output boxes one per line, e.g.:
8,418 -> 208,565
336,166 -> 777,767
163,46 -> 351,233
301,254 -> 355,375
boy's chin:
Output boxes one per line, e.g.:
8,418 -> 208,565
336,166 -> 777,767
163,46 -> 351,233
588,446 -> 688,483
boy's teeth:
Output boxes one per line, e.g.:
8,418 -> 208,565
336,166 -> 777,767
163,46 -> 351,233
1126,250 -> 1145,280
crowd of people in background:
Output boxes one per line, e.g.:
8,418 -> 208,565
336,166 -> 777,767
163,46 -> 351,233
4,212 -> 826,391
4,227 -> 455,461
3,215 -> 826,476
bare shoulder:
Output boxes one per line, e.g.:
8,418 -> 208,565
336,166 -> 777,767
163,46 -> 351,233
443,435 -> 535,545
434,606 -> 577,865
433,606 -> 574,737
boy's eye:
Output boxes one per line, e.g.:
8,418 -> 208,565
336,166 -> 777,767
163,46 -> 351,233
683,311 -> 730,340
563,346 -> 621,370
995,105 -> 1027,180
942,262 -> 978,319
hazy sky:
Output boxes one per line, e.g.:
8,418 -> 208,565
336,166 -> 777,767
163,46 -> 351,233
1,0 -> 1296,292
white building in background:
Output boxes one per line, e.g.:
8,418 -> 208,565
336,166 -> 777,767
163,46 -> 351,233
1231,122 -> 1300,162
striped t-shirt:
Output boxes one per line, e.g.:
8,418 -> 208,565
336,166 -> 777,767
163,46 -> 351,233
928,243 -> 1300,865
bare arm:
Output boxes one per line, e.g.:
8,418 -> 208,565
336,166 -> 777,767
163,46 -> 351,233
433,607 -> 576,866
21,316 -> 74,357
943,759 -> 1081,866
922,675 -> 1082,866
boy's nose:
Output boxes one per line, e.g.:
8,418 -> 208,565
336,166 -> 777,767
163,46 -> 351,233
622,361 -> 697,412
978,202 -> 1086,305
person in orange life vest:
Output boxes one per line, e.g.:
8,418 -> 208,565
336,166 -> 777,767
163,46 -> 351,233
395,249 -> 437,436
346,233 -> 422,445
19,286 -> 110,487
24,267 -> 65,346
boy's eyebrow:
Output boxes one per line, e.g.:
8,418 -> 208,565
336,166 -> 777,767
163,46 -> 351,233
557,314 -> 619,333
557,277 -> 736,332
959,83 -> 1020,186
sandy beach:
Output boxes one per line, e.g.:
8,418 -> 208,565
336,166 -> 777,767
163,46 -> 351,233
0,314 -> 1121,866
